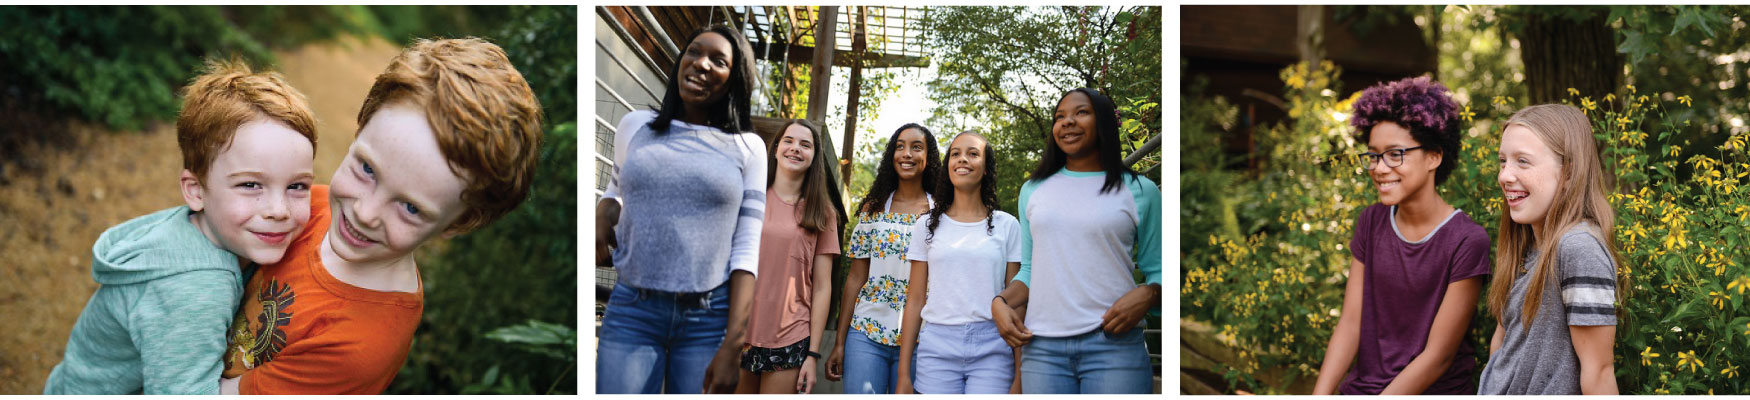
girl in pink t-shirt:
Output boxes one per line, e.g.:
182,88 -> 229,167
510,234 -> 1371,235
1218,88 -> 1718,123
738,119 -> 842,394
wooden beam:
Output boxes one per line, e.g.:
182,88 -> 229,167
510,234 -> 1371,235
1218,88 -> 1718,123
805,6 -> 838,123
840,6 -> 867,191
753,42 -> 929,69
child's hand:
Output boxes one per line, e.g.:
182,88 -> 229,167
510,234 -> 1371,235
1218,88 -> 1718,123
1100,285 -> 1158,335
796,357 -> 818,394
992,297 -> 1033,347
825,344 -> 844,381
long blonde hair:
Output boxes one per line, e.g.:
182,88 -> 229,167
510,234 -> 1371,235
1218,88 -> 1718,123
1487,104 -> 1628,330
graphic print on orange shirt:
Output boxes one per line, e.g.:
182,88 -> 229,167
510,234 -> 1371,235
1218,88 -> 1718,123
224,277 -> 295,371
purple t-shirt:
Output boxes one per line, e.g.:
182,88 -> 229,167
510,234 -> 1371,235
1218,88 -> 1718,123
1340,203 -> 1491,395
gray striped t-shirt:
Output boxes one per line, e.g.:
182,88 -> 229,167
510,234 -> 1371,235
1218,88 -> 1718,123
604,110 -> 767,293
1477,224 -> 1618,395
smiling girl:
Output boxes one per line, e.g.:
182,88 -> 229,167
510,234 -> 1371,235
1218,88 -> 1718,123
1312,77 -> 1492,395
826,123 -> 939,394
595,24 -> 765,394
1477,104 -> 1623,395
990,88 -> 1161,394
738,120 -> 840,394
894,131 -> 1023,394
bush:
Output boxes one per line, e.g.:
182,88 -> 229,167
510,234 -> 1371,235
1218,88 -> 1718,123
0,6 -> 271,131
1182,61 -> 1750,394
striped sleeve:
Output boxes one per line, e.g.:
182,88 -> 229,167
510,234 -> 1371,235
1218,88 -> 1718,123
728,132 -> 768,277
1556,229 -> 1618,326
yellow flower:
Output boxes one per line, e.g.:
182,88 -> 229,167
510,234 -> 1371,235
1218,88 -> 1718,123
1604,93 -> 1616,103
1676,350 -> 1705,373
1670,145 -> 1683,157
1581,97 -> 1598,113
1709,291 -> 1730,310
1723,362 -> 1740,379
1642,346 -> 1661,366
1731,276 -> 1750,295
1679,95 -> 1693,106
1493,96 -> 1513,107
1459,105 -> 1476,122
1627,84 -> 1637,94
1567,87 -> 1581,97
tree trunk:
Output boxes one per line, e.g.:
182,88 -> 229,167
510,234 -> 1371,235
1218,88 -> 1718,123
1519,10 -> 1622,104
841,7 -> 866,192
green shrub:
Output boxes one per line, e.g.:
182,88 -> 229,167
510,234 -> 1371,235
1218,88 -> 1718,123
0,6 -> 271,130
1182,61 -> 1750,394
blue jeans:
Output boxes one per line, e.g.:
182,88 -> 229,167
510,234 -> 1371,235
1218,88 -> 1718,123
914,321 -> 1014,394
1020,327 -> 1152,394
596,282 -> 729,394
841,329 -> 916,394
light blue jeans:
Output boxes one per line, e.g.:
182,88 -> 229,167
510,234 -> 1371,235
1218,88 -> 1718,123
841,329 -> 916,394
914,321 -> 1014,394
1020,327 -> 1152,394
595,282 -> 729,394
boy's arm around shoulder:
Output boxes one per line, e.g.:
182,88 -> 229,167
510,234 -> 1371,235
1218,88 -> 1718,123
129,269 -> 240,394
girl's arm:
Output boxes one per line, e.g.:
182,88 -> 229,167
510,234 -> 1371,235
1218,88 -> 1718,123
1004,261 -> 1024,394
1312,257 -> 1367,395
594,199 -> 619,266
895,260 -> 929,394
798,253 -> 835,394
992,280 -> 1032,348
1571,325 -> 1618,395
1379,276 -> 1483,394
827,257 -> 870,381
703,270 -> 755,393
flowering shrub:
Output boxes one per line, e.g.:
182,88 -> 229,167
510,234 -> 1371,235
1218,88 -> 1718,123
1182,61 -> 1750,394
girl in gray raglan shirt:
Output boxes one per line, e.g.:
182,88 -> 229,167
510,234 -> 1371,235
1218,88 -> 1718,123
595,24 -> 766,395
1482,104 -> 1623,395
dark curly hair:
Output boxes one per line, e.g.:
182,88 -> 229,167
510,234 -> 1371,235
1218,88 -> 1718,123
926,131 -> 1000,242
1349,76 -> 1461,185
854,123 -> 941,216
648,24 -> 759,135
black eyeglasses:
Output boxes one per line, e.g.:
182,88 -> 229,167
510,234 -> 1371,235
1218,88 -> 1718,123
1358,146 -> 1427,168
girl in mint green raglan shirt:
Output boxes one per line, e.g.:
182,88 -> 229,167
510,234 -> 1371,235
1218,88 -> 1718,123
989,88 -> 1161,394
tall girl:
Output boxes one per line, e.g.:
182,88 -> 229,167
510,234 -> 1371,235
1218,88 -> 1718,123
737,119 -> 841,394
594,24 -> 765,394
990,88 -> 1162,394
1311,77 -> 1492,395
825,123 -> 939,394
1478,104 -> 1622,395
895,131 -> 1024,394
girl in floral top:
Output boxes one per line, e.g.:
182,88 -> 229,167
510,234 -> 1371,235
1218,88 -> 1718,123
825,123 -> 938,394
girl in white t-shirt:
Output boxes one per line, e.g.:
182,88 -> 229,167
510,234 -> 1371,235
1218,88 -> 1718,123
895,131 -> 1024,394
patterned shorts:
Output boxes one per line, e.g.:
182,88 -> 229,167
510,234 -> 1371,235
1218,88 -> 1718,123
741,337 -> 811,373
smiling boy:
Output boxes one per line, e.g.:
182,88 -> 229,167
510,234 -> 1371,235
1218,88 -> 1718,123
44,59 -> 317,394
218,37 -> 543,394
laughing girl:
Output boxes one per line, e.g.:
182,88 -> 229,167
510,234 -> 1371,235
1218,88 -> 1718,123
1478,104 -> 1623,395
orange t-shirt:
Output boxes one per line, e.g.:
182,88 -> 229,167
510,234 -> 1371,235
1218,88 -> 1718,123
220,185 -> 423,394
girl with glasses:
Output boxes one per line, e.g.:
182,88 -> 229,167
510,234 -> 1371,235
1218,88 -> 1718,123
1312,77 -> 1492,395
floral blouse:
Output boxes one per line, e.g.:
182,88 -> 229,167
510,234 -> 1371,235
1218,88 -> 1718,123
846,195 -> 931,346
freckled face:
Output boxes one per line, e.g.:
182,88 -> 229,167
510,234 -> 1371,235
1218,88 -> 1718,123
1498,125 -> 1563,227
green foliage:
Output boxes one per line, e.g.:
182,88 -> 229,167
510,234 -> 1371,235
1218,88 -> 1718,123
918,6 -> 1161,213
389,5 -> 577,395
1183,59 -> 1750,394
0,6 -> 272,130
460,320 -> 577,395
